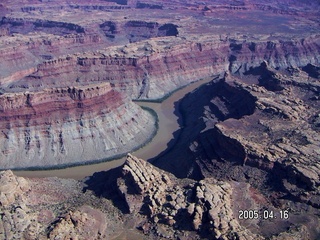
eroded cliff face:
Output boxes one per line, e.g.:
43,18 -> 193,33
0,83 -> 156,169
228,36 -> 320,74
3,35 -> 319,100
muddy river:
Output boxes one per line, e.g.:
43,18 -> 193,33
14,76 -> 218,179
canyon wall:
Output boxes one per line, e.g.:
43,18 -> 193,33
0,0 -> 318,176
5,35 -> 319,100
0,33 -> 318,169
0,83 -> 155,169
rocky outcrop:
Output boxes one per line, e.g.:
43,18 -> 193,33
104,154 -> 263,239
0,170 -> 121,240
0,26 -> 8,36
136,2 -> 163,9
100,20 -> 178,42
0,17 -> 85,35
0,83 -> 156,169
123,21 -> 178,42
1,153 -> 320,239
214,65 -> 320,204
153,63 -> 320,237
152,76 -> 258,178
48,206 -> 107,240
88,154 -> 318,239
0,170 -> 30,206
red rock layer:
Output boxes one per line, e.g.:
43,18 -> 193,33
0,83 -> 122,128
8,35 -> 319,99
0,83 -> 156,169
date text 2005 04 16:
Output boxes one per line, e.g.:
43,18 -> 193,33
238,209 -> 289,220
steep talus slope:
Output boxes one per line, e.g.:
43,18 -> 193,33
0,83 -> 155,169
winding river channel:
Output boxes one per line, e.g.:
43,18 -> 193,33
14,76 -> 218,180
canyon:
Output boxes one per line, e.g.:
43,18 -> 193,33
0,0 -> 319,239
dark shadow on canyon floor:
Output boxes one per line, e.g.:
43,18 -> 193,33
149,76 -> 257,180
83,167 -> 130,214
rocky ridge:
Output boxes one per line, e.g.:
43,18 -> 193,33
115,154 -> 262,239
152,62 -> 320,238
2,154 -> 315,239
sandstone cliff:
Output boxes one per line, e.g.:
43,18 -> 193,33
0,83 -> 156,169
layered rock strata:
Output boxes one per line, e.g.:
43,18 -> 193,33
0,83 -> 155,169
4,35 -> 319,100
0,0 -> 318,169
0,0 -> 318,239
